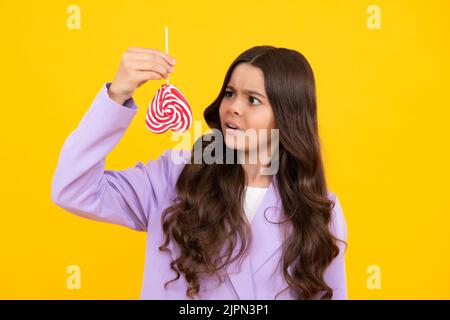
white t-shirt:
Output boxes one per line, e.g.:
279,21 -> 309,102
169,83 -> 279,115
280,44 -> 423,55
244,186 -> 269,223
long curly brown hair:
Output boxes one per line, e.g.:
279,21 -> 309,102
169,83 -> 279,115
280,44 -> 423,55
158,45 -> 346,299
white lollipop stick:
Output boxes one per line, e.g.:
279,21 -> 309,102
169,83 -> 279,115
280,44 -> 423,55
165,26 -> 169,86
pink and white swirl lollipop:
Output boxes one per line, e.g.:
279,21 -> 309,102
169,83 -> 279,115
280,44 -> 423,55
145,26 -> 192,134
145,83 -> 192,133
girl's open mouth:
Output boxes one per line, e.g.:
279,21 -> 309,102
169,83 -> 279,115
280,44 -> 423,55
225,123 -> 243,134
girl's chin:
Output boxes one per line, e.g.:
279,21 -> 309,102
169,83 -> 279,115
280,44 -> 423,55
224,140 -> 245,150
224,140 -> 259,153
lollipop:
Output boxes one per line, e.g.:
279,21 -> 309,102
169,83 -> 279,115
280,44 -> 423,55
146,83 -> 192,133
145,26 -> 192,134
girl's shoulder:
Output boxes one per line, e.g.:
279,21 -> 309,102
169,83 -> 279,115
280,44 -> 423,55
157,148 -> 192,186
163,148 -> 192,166
326,190 -> 347,243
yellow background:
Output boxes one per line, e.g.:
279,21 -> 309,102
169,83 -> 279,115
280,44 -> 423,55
0,0 -> 449,299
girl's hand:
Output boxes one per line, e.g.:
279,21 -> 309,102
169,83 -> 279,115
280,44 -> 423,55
108,46 -> 176,105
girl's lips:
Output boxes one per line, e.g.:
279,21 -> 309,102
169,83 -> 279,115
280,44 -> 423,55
225,121 -> 242,130
225,127 -> 243,134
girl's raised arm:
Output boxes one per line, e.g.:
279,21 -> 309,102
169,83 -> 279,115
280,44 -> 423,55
51,47 -> 177,231
51,82 -> 174,231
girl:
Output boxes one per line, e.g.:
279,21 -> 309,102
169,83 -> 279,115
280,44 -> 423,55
51,45 -> 348,300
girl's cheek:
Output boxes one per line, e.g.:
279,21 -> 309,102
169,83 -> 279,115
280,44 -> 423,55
252,111 -> 273,130
219,102 -> 229,115
218,103 -> 226,118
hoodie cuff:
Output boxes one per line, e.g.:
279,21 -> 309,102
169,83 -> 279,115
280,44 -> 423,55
104,82 -> 138,110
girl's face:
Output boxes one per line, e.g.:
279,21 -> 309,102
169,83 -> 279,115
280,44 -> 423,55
219,63 -> 276,153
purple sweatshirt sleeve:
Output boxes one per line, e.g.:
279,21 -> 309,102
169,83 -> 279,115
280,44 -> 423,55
51,82 -> 173,231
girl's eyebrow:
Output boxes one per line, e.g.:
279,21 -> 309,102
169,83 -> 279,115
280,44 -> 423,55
226,84 -> 266,99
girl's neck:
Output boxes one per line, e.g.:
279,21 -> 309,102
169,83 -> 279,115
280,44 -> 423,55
241,162 -> 273,188
235,146 -> 275,188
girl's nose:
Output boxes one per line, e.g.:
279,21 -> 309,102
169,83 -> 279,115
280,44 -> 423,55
228,102 -> 244,115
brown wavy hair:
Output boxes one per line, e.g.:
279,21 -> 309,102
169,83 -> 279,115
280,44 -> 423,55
158,45 -> 346,299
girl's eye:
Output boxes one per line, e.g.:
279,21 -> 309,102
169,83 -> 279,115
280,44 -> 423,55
224,90 -> 233,97
249,97 -> 261,105
224,90 -> 261,105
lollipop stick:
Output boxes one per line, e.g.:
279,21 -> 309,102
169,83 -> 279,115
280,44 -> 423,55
165,26 -> 169,86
